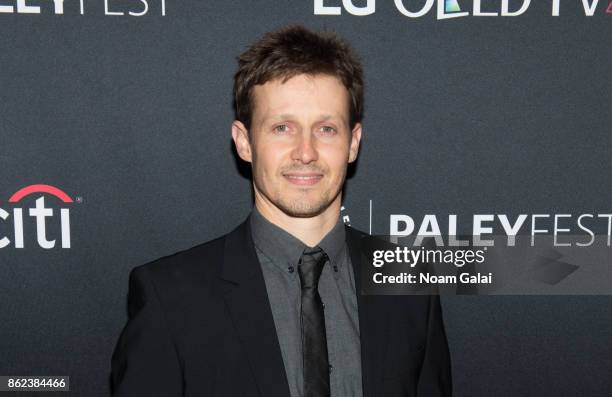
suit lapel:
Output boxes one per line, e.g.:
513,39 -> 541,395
219,219 -> 291,397
346,225 -> 385,397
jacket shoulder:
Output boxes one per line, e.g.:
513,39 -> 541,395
345,224 -> 368,236
129,231 -> 228,292
345,224 -> 369,245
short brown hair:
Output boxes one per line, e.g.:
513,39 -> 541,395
233,25 -> 364,131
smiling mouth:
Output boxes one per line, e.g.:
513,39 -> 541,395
283,173 -> 323,186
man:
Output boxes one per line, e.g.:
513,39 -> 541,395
110,25 -> 452,397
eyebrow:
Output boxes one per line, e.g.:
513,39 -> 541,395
266,113 -> 347,125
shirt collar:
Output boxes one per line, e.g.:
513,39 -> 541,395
249,206 -> 346,271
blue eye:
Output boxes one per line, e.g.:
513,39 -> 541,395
274,124 -> 290,133
320,126 -> 336,134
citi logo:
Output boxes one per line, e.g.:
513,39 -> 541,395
1,184 -> 75,249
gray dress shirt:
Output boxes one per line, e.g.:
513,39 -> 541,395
249,207 -> 363,397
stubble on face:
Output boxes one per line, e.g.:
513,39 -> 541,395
252,151 -> 347,218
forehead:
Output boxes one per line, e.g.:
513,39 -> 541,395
251,74 -> 350,124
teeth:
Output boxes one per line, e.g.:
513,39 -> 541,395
288,176 -> 319,179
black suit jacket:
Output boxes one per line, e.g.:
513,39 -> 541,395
110,218 -> 452,396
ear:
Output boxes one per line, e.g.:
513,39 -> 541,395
231,120 -> 252,163
348,122 -> 362,163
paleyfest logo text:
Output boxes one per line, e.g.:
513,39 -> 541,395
0,0 -> 166,16
315,0 -> 612,17
388,213 -> 612,247
0,184 -> 75,249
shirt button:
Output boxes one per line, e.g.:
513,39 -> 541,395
329,364 -> 333,373
333,265 -> 338,272
322,302 -> 325,309
288,266 -> 295,273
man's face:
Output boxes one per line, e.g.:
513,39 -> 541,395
232,73 -> 361,218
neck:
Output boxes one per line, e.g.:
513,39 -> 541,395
254,194 -> 341,247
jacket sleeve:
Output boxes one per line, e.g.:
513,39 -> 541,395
110,265 -> 183,397
417,295 -> 452,396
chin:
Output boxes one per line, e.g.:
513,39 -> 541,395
277,199 -> 331,218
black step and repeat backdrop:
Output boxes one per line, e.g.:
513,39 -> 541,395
1,1 -> 611,396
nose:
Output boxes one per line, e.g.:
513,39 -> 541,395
291,132 -> 318,164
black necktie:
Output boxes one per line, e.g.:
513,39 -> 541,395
298,246 -> 330,397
